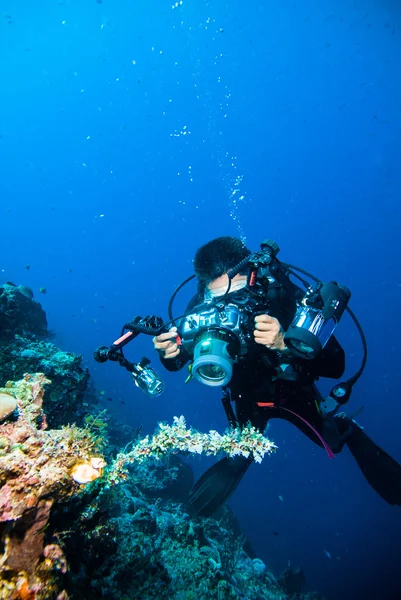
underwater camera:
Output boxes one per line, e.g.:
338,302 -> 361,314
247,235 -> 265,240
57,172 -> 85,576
178,279 -> 351,386
179,298 -> 259,387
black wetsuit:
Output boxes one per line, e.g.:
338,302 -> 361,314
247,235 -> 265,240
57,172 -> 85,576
161,269 -> 350,455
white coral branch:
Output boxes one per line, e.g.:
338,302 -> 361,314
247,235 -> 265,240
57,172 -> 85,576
108,416 -> 276,483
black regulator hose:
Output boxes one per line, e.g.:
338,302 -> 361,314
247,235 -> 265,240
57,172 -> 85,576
343,305 -> 368,385
168,274 -> 196,322
226,257 -> 250,280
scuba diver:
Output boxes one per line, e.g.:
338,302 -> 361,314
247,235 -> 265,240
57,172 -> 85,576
153,236 -> 401,517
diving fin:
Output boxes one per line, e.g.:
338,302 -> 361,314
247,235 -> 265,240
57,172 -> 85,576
346,423 -> 401,505
189,455 -> 253,517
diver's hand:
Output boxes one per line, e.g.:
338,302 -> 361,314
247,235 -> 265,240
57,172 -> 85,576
254,314 -> 286,351
153,327 -> 181,359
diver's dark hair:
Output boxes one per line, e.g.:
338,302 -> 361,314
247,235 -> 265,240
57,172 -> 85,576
194,236 -> 251,286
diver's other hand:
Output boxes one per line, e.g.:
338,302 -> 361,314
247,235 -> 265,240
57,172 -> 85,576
153,327 -> 181,359
254,314 -> 286,351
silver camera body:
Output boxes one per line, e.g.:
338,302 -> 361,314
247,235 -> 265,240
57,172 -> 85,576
180,302 -> 253,358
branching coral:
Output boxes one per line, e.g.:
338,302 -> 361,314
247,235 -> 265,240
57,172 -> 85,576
108,415 -> 276,483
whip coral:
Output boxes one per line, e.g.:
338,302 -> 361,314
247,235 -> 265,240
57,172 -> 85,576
108,415 -> 276,483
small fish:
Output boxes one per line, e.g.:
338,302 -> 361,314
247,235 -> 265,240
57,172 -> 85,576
99,390 -> 105,396
25,264 -> 30,270
120,400 -> 125,405
278,495 -> 284,502
68,268 -> 73,273
39,287 -> 46,294
323,549 -> 332,559
273,531 -> 279,536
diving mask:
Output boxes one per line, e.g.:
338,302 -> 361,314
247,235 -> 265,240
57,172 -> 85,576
204,279 -> 247,302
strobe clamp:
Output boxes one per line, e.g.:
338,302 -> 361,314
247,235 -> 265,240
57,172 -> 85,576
94,315 -> 165,397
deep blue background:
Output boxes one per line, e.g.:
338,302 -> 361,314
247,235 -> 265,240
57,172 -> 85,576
1,1 -> 401,598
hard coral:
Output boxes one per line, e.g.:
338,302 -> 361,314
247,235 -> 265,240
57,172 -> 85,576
2,336 -> 91,428
0,374 -> 106,599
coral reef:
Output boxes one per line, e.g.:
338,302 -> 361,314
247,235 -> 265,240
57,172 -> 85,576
0,373 -> 323,599
0,336 -> 91,428
49,458 -> 323,600
0,288 -> 325,599
0,374 -> 106,599
130,454 -> 194,504
0,281 -> 92,428
0,283 -> 47,338
68,484 -> 286,599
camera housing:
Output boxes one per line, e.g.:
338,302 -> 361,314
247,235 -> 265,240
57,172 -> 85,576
180,296 -> 262,386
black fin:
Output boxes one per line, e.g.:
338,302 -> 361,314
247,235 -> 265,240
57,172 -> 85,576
346,424 -> 401,505
189,456 -> 252,517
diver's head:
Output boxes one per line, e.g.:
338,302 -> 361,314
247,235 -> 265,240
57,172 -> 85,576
188,237 -> 252,386
194,236 -> 251,290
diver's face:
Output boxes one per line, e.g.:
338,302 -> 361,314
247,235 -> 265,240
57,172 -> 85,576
206,273 -> 247,298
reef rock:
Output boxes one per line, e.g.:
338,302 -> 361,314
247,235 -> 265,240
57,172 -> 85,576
0,374 -> 105,599
0,283 -> 47,338
0,281 -> 92,428
0,336 -> 91,427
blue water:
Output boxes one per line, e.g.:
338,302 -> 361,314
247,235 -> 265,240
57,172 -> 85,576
1,1 -> 401,598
